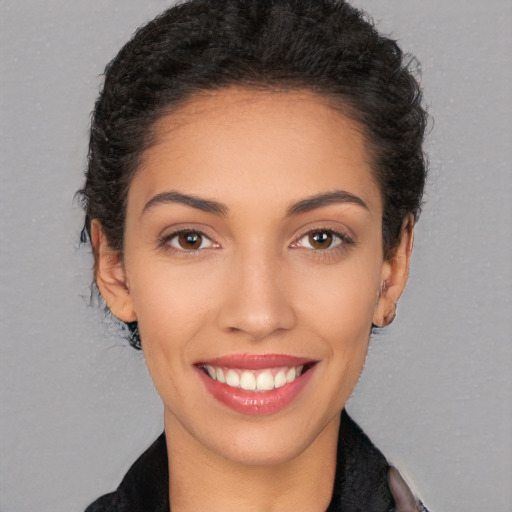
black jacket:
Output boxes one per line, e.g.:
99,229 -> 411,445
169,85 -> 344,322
85,410 -> 428,512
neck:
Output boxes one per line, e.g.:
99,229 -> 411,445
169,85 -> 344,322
164,410 -> 339,512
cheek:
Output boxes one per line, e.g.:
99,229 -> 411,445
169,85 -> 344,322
309,263 -> 380,393
127,263 -> 223,410
294,256 -> 381,342
127,261 -> 220,359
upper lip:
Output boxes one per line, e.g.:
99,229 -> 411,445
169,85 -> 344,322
196,353 -> 317,370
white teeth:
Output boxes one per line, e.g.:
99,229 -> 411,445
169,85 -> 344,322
274,370 -> 287,388
225,369 -> 240,387
286,367 -> 296,383
256,370 -> 275,391
216,367 -> 225,383
240,371 -> 257,390
205,365 -> 216,379
202,364 -> 308,391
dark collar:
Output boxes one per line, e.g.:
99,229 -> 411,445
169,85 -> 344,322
327,410 -> 394,511
86,410 -> 395,512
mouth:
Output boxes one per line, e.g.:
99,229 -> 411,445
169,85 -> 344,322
195,355 -> 318,415
198,362 -> 316,391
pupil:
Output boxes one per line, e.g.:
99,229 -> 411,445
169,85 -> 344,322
179,232 -> 201,249
310,231 -> 332,249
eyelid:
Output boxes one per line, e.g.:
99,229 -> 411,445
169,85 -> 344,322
290,227 -> 354,250
169,231 -> 213,250
158,226 -> 221,253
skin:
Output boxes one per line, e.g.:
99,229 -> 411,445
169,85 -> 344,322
93,87 -> 413,512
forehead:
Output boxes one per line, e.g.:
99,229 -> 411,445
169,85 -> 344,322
130,87 -> 381,215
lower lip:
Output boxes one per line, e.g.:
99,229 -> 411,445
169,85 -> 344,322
197,366 -> 315,415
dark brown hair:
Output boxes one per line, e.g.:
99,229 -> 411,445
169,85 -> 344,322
80,0 -> 428,348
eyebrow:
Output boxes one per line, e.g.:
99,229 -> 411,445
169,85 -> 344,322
141,189 -> 368,218
142,191 -> 229,216
286,190 -> 369,216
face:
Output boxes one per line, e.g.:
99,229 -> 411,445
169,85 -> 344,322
94,87 -> 412,466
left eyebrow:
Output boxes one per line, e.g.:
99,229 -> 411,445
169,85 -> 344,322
141,191 -> 229,217
286,190 -> 369,216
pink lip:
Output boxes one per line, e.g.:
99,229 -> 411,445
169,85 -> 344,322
198,353 -> 314,370
196,355 -> 317,416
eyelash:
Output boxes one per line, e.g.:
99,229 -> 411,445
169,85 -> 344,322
292,228 -> 354,251
158,228 -> 218,254
158,227 -> 354,256
289,228 -> 354,265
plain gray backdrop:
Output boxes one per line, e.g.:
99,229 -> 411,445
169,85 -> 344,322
1,1 -> 511,511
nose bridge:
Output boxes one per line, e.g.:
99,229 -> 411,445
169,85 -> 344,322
218,243 -> 296,340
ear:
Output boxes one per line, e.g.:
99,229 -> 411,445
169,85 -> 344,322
373,214 -> 414,328
90,220 -> 136,323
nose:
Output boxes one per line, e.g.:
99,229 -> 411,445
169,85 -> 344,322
217,249 -> 297,341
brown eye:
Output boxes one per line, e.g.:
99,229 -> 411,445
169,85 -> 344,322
167,231 -> 213,251
178,232 -> 202,250
308,231 -> 333,249
293,229 -> 348,251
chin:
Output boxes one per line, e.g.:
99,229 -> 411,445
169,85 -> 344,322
211,429 -> 315,467
198,409 -> 337,468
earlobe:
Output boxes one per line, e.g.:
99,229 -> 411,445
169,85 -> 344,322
90,220 -> 136,323
372,215 -> 414,328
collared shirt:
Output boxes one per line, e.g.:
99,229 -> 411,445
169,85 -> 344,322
85,410 -> 428,512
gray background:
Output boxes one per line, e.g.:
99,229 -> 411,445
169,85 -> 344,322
1,1 -> 511,511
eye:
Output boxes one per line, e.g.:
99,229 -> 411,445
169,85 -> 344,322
166,230 -> 214,251
294,229 -> 350,250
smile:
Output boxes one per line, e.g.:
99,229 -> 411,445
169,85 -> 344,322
195,355 -> 317,415
201,364 -> 305,391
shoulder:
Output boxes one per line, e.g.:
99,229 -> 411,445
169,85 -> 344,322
84,434 -> 169,512
387,466 -> 430,512
84,492 -> 117,512
328,410 -> 429,512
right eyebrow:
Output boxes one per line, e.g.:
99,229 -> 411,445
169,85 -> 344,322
141,191 -> 229,217
286,190 -> 369,216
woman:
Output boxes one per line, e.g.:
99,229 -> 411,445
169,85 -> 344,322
81,0 -> 429,510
